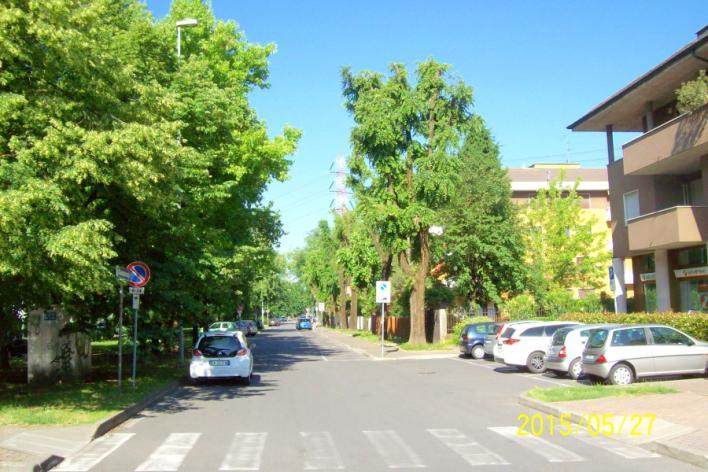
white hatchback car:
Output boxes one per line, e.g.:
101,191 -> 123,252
190,331 -> 254,384
498,321 -> 581,373
545,324 -> 616,379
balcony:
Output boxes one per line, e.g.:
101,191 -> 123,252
627,206 -> 708,251
623,104 -> 708,176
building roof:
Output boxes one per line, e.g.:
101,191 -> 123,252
507,167 -> 608,192
568,27 -> 708,132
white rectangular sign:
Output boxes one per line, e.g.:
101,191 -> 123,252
115,266 -> 132,281
317,302 -> 325,312
376,281 -> 391,303
129,287 -> 145,295
132,294 -> 140,309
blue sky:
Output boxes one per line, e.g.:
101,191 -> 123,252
146,0 -> 706,253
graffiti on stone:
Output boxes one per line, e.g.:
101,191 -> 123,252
51,340 -> 73,380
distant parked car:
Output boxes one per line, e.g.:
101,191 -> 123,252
582,325 -> 708,385
235,320 -> 257,336
545,324 -> 617,379
497,321 -> 581,373
296,318 -> 312,330
269,318 -> 281,327
189,331 -> 254,385
459,322 -> 499,359
208,321 -> 239,333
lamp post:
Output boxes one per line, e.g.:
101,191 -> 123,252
176,18 -> 197,369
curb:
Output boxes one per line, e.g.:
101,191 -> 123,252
518,392 -> 708,470
36,381 -> 180,471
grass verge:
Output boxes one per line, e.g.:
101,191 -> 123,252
527,384 -> 678,403
0,341 -> 184,426
398,340 -> 456,351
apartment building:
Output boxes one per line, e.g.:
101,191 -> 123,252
569,27 -> 708,313
508,163 -> 620,298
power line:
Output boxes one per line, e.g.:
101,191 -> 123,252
503,148 -> 606,163
266,171 -> 331,201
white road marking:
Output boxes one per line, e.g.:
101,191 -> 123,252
450,358 -> 573,386
571,430 -> 660,459
321,355 -> 329,362
489,426 -> 584,463
219,432 -> 267,471
517,374 -> 570,386
300,432 -> 344,470
135,432 -> 201,471
54,433 -> 134,471
428,428 -> 508,466
0,432 -> 84,456
363,430 -> 425,469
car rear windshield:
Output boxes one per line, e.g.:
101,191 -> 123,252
551,327 -> 573,346
500,327 -> 515,338
197,335 -> 241,358
588,329 -> 609,348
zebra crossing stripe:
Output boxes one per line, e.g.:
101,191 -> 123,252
428,429 -> 508,466
363,430 -> 425,469
135,433 -> 201,471
54,433 -> 134,471
300,432 -> 344,470
219,432 -> 267,471
571,430 -> 660,459
488,426 -> 584,463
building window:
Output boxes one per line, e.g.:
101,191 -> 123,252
579,193 -> 591,209
677,246 -> 707,266
623,190 -> 640,225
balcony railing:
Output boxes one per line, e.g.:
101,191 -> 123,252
627,205 -> 708,251
622,104 -> 708,175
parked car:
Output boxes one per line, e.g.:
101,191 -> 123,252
235,320 -> 258,336
208,321 -> 239,333
269,318 -> 281,327
582,324 -> 708,385
459,322 -> 500,359
545,324 -> 617,379
256,319 -> 264,330
486,321 -> 537,359
296,317 -> 312,330
496,321 -> 581,373
189,331 -> 254,384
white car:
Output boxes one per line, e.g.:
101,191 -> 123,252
190,331 -> 254,384
497,321 -> 581,373
490,321 -> 538,359
545,324 -> 616,379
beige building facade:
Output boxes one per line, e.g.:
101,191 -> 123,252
569,27 -> 708,313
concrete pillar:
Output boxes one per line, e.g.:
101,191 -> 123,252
432,309 -> 447,343
655,249 -> 672,311
612,257 -> 628,313
645,102 -> 655,131
605,125 -> 615,164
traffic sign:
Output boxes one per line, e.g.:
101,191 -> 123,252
376,281 -> 391,303
129,287 -> 144,295
115,266 -> 132,282
127,261 -> 151,287
317,302 -> 325,312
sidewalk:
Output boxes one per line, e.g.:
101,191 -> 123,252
520,377 -> 708,469
0,382 -> 178,471
316,327 -> 459,360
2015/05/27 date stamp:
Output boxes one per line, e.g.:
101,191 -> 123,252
517,413 -> 656,437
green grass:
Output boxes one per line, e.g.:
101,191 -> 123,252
398,340 -> 456,351
527,384 -> 678,403
0,340 -> 184,426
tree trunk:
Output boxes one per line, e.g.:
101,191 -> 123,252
349,286 -> 358,331
338,270 -> 347,328
408,230 -> 429,344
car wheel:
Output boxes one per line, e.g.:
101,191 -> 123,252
241,374 -> 251,386
568,358 -> 583,380
471,345 -> 485,360
190,377 -> 201,386
526,351 -> 546,373
608,363 -> 634,385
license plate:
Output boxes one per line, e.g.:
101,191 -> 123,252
209,360 -> 229,366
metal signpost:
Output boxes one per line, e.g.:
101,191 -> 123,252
115,267 -> 132,389
375,281 -> 391,358
127,261 -> 150,389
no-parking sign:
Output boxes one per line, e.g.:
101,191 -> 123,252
127,261 -> 151,287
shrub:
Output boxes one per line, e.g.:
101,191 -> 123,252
451,316 -> 496,339
676,69 -> 708,114
559,311 -> 708,341
501,293 -> 536,320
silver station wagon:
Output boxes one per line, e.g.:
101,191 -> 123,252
582,324 -> 708,385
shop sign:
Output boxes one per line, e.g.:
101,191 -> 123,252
673,266 -> 708,279
639,272 -> 656,282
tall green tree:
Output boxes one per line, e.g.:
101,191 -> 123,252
522,174 -> 609,296
342,61 -> 475,343
437,119 -> 527,305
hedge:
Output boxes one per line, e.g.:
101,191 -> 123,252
451,316 -> 496,340
558,312 -> 708,342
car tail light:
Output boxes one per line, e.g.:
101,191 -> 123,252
236,349 -> 248,357
461,335 -> 468,341
596,354 -> 607,364
496,324 -> 505,339
192,349 -> 202,357
559,346 -> 567,358
503,338 -> 520,345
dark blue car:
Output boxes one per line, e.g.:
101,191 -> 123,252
459,322 -> 499,359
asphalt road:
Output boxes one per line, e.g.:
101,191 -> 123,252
55,323 -> 699,471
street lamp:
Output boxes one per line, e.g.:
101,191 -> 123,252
176,18 -> 198,59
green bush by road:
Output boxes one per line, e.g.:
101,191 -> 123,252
559,312 -> 708,341
527,384 -> 678,403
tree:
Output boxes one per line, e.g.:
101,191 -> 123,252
342,61 -> 475,343
437,118 -> 527,305
521,173 -> 609,298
